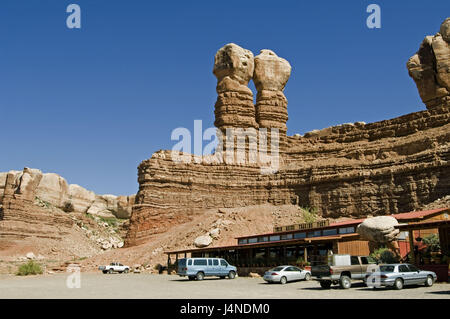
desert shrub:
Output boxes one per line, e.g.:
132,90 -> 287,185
16,260 -> 43,276
63,201 -> 74,213
422,234 -> 440,252
369,248 -> 399,264
301,206 -> 318,223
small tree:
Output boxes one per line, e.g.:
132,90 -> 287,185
369,247 -> 399,264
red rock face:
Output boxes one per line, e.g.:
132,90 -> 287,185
125,32 -> 450,247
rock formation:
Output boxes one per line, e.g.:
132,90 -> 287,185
407,18 -> 450,109
126,19 -> 450,247
0,168 -> 135,219
253,49 -> 291,148
213,43 -> 257,132
357,216 -> 401,256
356,216 -> 400,243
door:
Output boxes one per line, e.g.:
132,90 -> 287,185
292,267 -> 304,281
283,267 -> 297,281
219,259 -> 228,276
406,264 -> 425,284
350,256 -> 363,279
212,259 -> 220,276
205,259 -> 215,276
398,264 -> 414,285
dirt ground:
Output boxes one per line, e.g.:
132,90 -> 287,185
0,273 -> 448,299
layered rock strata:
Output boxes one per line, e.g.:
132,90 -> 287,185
253,49 -> 291,149
0,168 -> 135,219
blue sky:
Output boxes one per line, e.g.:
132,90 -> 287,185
0,1 -> 448,195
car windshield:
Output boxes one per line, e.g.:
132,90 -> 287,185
379,265 -> 395,272
270,267 -> 285,272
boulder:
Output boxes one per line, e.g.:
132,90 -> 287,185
407,17 -> 450,109
249,272 -> 261,278
115,195 -> 135,219
213,43 -> 254,85
194,235 -> 212,248
209,228 -> 220,239
14,168 -> 43,201
26,252 -> 36,260
68,184 -> 96,213
35,173 -> 69,207
356,216 -> 400,243
253,49 -> 291,92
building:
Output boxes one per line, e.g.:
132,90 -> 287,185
165,208 -> 450,276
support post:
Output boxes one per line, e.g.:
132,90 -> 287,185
408,229 -> 416,265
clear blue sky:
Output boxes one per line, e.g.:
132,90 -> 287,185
0,1 -> 448,195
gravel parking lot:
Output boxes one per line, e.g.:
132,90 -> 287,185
0,273 -> 448,299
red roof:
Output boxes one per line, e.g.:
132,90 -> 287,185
235,207 -> 449,239
390,207 -> 448,221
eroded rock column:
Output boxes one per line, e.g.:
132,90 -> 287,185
407,17 -> 450,109
253,50 -> 291,150
213,44 -> 259,163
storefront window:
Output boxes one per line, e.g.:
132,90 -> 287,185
307,230 -> 322,237
269,235 -> 281,241
294,232 -> 306,239
339,227 -> 355,234
323,228 -> 337,236
248,237 -> 257,243
281,233 -> 293,240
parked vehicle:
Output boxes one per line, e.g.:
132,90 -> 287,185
364,263 -> 437,290
263,265 -> 311,284
98,262 -> 130,274
311,254 -> 373,289
177,258 -> 237,281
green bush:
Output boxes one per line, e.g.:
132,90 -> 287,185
369,248 -> 399,264
301,207 -> 318,223
16,260 -> 43,276
422,234 -> 440,252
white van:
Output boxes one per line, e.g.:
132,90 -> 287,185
177,258 -> 237,281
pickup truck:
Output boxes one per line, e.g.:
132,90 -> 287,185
311,254 -> 373,289
98,262 -> 130,274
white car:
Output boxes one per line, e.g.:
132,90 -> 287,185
98,262 -> 130,274
263,265 -> 311,284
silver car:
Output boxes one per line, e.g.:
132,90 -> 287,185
263,265 -> 311,284
364,263 -> 437,290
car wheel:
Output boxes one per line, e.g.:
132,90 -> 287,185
280,276 -> 287,285
339,276 -> 351,289
320,281 -> 332,289
304,273 -> 311,281
425,275 -> 434,287
102,270 -> 107,274
196,272 -> 205,281
124,268 -> 129,274
394,278 -> 403,290
228,271 -> 236,279
108,269 -> 113,274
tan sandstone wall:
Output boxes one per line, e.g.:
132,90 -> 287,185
125,19 -> 450,246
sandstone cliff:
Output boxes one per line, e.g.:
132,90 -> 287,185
125,19 -> 450,246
